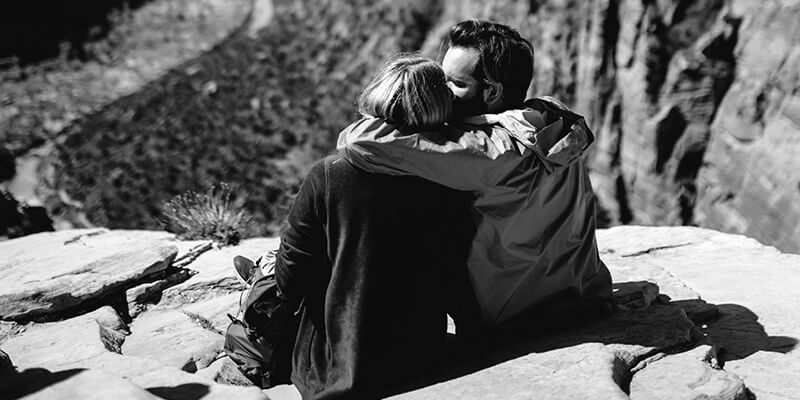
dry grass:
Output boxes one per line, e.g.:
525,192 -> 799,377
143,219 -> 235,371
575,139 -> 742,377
162,184 -> 253,246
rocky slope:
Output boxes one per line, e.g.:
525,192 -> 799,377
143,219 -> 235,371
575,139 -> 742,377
1,226 -> 798,399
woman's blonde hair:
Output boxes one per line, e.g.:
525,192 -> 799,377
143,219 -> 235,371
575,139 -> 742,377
358,53 -> 452,128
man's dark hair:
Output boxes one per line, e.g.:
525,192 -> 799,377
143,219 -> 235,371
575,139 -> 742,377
445,20 -> 534,107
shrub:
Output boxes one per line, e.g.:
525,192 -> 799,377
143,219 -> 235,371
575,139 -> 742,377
161,183 -> 253,246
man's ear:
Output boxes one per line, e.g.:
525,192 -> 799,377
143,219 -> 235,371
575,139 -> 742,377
482,81 -> 504,109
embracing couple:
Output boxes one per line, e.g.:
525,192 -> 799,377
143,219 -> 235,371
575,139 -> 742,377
231,19 -> 612,399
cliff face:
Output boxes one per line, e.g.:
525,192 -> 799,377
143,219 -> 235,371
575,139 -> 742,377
421,0 -> 798,252
694,1 -> 800,252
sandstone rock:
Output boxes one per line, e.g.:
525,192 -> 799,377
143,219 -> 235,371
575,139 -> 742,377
0,229 -> 177,320
2,306 -> 127,371
123,308 -> 224,372
599,226 -> 800,398
2,369 -> 161,400
629,345 -> 747,400
5,225 -> 799,400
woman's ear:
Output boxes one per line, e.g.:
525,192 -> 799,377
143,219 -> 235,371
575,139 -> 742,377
482,81 -> 504,110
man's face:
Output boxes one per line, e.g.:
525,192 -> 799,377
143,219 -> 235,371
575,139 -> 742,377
442,46 -> 488,119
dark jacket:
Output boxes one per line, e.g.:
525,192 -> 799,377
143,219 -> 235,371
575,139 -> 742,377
337,98 -> 612,325
275,156 -> 474,399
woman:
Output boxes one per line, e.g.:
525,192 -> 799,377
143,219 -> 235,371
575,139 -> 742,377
231,54 -> 476,399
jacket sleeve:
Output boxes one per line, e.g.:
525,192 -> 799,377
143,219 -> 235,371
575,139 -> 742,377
336,118 -> 523,192
275,160 -> 327,303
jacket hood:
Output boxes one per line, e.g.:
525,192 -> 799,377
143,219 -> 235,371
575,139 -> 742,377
527,97 -> 595,168
458,97 -> 595,171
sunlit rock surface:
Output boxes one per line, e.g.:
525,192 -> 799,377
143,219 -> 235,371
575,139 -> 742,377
1,226 -> 797,399
0,229 -> 176,321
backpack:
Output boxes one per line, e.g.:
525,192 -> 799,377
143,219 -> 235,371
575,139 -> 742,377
223,257 -> 302,388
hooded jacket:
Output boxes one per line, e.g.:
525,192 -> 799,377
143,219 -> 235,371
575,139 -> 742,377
337,98 -> 612,325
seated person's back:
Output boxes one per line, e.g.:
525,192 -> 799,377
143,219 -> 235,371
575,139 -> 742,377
275,54 -> 475,399
280,156 -> 472,398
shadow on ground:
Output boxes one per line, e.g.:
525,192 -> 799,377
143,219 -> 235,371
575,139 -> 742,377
147,383 -> 211,400
0,368 -> 84,399
385,285 -> 798,397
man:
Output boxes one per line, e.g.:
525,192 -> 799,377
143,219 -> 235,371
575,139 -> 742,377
442,20 -> 533,119
338,20 -> 613,330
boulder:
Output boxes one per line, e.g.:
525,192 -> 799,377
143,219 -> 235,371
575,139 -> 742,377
0,229 -> 177,320
2,306 -> 127,371
629,345 -> 747,400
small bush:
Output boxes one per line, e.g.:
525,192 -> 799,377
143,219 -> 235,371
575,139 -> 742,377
161,183 -> 253,246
